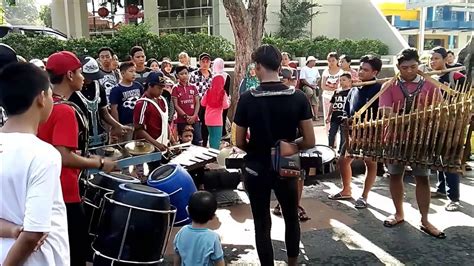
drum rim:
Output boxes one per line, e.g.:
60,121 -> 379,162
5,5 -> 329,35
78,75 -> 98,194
104,193 -> 177,214
118,183 -> 170,197
95,172 -> 141,183
91,248 -> 164,264
147,164 -> 179,183
304,144 -> 337,163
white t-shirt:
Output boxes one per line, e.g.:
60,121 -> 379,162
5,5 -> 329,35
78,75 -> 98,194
0,133 -> 70,266
299,66 -> 320,86
322,68 -> 344,99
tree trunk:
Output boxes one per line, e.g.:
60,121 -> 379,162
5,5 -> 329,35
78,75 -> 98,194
222,0 -> 267,120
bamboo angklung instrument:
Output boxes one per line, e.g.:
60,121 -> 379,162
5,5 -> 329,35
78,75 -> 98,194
345,70 -> 473,173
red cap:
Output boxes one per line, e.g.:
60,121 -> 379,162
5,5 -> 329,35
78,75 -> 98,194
46,51 -> 82,75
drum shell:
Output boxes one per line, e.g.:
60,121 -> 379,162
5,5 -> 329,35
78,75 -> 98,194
93,184 -> 172,263
83,173 -> 140,236
147,164 -> 197,226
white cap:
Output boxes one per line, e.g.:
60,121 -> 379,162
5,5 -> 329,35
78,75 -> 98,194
306,56 -> 317,64
30,59 -> 45,69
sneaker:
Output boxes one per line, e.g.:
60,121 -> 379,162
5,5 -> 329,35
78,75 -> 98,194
431,191 -> 447,199
445,201 -> 460,211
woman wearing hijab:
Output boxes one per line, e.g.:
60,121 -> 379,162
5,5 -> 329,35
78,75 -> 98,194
212,58 -> 231,137
239,63 -> 259,95
201,58 -> 230,149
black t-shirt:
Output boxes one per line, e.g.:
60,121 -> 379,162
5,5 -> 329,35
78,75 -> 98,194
234,81 -> 313,165
329,88 -> 350,123
69,81 -> 108,138
135,67 -> 151,87
438,71 -> 466,91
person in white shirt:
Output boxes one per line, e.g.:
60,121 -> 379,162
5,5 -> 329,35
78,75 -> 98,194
321,52 -> 343,128
0,62 -> 70,265
299,56 -> 321,120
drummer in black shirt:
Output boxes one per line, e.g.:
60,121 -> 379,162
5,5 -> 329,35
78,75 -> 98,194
234,44 -> 315,266
69,56 -> 131,149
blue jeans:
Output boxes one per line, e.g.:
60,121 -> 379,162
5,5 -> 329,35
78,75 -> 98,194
328,120 -> 345,153
436,171 -> 460,202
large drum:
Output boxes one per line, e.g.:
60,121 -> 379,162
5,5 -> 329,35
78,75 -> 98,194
83,172 -> 141,236
147,164 -> 197,226
92,183 -> 176,265
300,145 -> 337,176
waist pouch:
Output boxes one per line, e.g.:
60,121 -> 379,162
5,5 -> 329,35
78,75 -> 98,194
271,140 -> 301,178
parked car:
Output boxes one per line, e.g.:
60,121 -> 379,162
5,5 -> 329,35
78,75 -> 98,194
0,25 -> 67,40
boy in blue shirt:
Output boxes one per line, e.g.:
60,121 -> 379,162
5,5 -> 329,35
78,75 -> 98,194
174,191 -> 224,266
110,61 -> 144,126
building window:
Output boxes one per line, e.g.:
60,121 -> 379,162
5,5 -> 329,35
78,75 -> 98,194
157,0 -> 213,35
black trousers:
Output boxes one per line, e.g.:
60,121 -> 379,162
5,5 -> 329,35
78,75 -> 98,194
243,161 -> 300,265
66,202 -> 88,266
199,107 -> 209,147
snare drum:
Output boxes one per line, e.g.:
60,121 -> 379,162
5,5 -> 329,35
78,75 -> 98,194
148,164 -> 197,226
83,172 -> 140,236
300,145 -> 337,175
92,184 -> 176,265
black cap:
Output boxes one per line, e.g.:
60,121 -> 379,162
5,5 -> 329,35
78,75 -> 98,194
81,56 -> 105,81
0,44 -> 18,69
146,71 -> 173,86
199,53 -> 211,61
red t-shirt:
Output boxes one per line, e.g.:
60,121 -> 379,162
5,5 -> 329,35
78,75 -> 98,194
171,83 -> 199,123
133,96 -> 167,139
37,99 -> 81,203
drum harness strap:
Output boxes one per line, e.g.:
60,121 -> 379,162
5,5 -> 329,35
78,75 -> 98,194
76,80 -> 108,147
53,96 -> 90,157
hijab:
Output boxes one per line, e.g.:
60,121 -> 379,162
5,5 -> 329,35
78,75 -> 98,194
244,63 -> 259,91
206,75 -> 226,108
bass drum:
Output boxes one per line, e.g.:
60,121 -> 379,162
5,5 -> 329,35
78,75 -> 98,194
83,172 -> 141,237
300,145 -> 337,176
147,164 -> 197,226
92,184 -> 176,265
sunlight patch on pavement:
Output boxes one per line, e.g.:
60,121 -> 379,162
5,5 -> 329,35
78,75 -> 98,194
330,219 -> 404,266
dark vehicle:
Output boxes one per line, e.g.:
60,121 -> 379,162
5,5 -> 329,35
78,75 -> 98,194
0,25 -> 67,40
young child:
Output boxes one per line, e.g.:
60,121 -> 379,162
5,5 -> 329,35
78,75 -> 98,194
0,62 -> 70,265
180,125 -> 194,144
173,191 -> 224,266
110,61 -> 144,128
172,64 -> 202,146
326,72 -> 352,153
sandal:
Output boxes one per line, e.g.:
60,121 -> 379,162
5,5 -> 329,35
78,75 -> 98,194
354,197 -> 367,209
383,215 -> 405,228
420,225 -> 446,239
445,201 -> 460,212
328,192 -> 351,200
298,206 -> 310,222
272,204 -> 282,216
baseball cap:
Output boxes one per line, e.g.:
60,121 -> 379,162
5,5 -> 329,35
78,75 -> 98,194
199,53 -> 211,61
146,71 -> 173,87
46,51 -> 82,76
81,56 -> 104,80
30,59 -> 45,69
0,43 -> 18,69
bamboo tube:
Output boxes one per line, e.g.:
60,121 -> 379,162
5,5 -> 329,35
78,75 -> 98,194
409,95 -> 420,163
374,108 -> 381,157
424,66 -> 465,75
354,77 -> 397,118
417,70 -> 458,96
403,97 -> 416,160
352,78 -> 393,87
443,103 -> 458,163
421,89 -> 438,164
415,95 -> 429,163
397,99 -> 407,161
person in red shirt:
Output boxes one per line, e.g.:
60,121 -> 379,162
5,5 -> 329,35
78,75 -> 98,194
37,51 -> 116,266
133,71 -> 170,172
172,64 -> 202,146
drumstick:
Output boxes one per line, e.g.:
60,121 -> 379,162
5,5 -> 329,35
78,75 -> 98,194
168,142 -> 192,150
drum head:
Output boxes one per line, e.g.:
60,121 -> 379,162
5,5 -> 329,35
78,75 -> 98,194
304,145 -> 336,164
149,164 -> 176,181
114,183 -> 171,211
